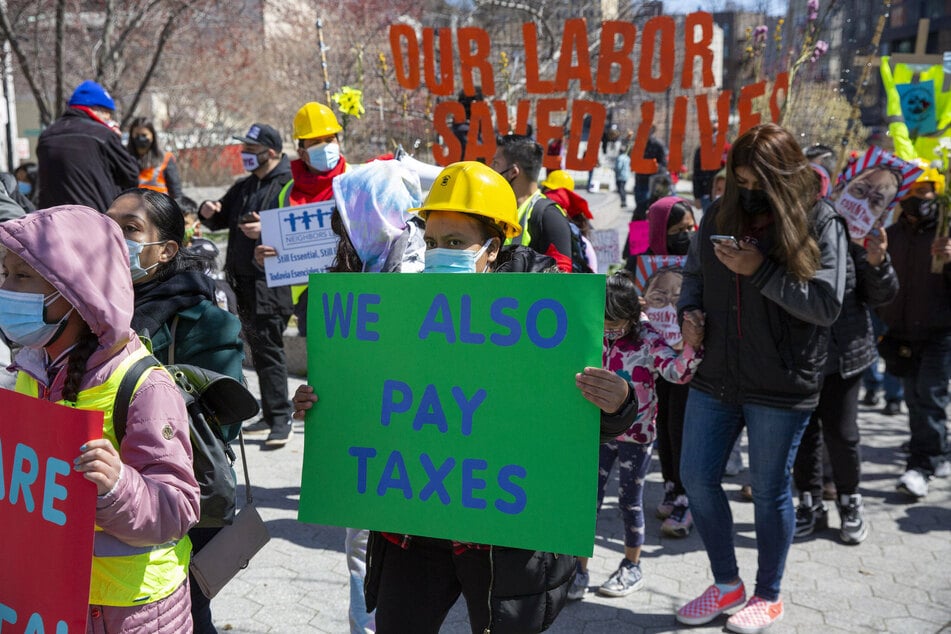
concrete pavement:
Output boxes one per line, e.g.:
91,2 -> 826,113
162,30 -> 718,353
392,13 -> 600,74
2,182 -> 948,632
208,185 -> 950,633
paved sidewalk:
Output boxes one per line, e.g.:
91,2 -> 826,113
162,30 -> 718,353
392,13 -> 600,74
2,185 -> 948,632
209,187 -> 950,633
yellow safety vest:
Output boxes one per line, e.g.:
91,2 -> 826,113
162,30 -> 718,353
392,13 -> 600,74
16,347 -> 192,607
504,191 -> 545,248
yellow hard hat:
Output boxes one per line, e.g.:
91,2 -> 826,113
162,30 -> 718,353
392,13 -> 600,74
540,170 -> 575,191
911,159 -> 946,195
293,102 -> 342,139
409,161 -> 522,239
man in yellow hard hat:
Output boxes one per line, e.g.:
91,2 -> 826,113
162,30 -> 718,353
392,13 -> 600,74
277,101 -> 348,206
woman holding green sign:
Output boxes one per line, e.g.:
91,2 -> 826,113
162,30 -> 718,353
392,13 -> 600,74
293,161 -> 638,633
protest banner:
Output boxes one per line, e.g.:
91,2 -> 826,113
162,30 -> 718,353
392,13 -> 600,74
633,255 -> 686,294
387,12 -> 788,170
0,389 -> 100,633
830,147 -> 921,239
259,201 -> 338,287
298,273 -> 605,556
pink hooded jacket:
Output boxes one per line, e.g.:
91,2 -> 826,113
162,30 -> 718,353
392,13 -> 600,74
0,206 -> 199,552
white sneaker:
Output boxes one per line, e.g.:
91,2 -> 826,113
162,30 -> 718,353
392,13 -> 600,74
897,470 -> 929,498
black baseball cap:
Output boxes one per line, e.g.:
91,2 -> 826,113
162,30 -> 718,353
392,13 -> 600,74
232,123 -> 282,152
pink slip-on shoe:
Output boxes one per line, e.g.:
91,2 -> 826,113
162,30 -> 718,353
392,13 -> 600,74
676,582 -> 747,625
726,596 -> 784,634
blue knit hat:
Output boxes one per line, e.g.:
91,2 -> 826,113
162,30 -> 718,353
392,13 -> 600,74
68,80 -> 116,111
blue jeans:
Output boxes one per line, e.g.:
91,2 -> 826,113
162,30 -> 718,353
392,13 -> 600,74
863,361 -> 904,401
863,313 -> 903,401
681,389 -> 811,602
901,332 -> 951,475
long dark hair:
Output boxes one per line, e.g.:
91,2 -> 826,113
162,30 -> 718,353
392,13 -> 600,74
717,123 -> 820,282
127,116 -> 164,170
114,188 -> 214,280
605,270 -> 642,341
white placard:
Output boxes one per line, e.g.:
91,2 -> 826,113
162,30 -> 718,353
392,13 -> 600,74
590,229 -> 620,274
260,201 -> 338,287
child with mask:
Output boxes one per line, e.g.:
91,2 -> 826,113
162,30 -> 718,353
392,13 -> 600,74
107,188 -> 245,634
0,205 -> 199,631
569,269 -> 703,600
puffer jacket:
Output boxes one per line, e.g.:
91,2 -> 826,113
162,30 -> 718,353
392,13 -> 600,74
824,241 -> 899,378
678,198 -> 848,410
877,213 -> 951,340
0,206 -> 199,631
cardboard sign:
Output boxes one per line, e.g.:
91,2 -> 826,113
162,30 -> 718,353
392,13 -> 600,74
897,79 -> 937,137
831,147 -> 922,238
590,229 -> 620,273
0,389 -> 101,633
642,267 -> 684,347
298,273 -> 606,556
260,201 -> 338,287
633,255 -> 686,294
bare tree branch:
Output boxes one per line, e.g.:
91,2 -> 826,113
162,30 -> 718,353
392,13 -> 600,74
94,0 -> 116,83
0,2 -> 52,124
120,0 -> 196,128
54,0 -> 65,118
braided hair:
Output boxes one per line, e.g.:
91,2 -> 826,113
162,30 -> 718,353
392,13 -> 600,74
61,327 -> 99,403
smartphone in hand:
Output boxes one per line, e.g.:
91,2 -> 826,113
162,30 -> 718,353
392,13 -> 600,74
710,234 -> 740,249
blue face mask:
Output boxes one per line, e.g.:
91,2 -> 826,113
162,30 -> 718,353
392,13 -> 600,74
0,288 -> 74,348
423,240 -> 492,274
307,142 -> 341,172
17,181 -> 32,196
126,238 -> 165,281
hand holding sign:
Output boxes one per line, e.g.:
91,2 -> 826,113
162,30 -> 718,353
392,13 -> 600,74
73,438 -> 123,495
574,367 -> 629,413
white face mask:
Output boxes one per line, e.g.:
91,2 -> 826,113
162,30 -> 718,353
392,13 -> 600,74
834,190 -> 879,239
423,240 -> 492,274
645,305 -> 682,347
307,142 -> 341,172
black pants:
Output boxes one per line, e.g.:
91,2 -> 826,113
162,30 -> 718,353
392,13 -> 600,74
375,537 -> 491,634
655,378 -> 689,495
189,526 -> 222,634
238,310 -> 292,427
793,372 -> 862,498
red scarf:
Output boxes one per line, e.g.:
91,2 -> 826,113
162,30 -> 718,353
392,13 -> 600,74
71,106 -> 119,134
287,157 -> 347,205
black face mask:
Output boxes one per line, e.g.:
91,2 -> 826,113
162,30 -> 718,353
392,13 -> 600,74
738,187 -> 772,215
133,135 -> 152,150
902,196 -> 934,218
666,230 -> 692,255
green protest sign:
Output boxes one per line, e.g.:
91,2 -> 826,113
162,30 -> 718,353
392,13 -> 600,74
298,273 -> 606,556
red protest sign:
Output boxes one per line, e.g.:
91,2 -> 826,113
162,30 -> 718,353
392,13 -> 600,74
0,388 -> 101,632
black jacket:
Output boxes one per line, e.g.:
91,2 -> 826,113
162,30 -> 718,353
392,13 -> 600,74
201,156 -> 293,315
877,214 -> 951,340
36,108 -> 139,212
825,241 -> 898,378
678,199 -> 848,410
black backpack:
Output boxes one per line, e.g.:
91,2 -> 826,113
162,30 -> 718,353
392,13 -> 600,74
531,198 -> 593,273
112,355 -> 260,528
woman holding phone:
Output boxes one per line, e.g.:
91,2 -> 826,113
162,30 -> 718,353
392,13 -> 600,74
675,123 -> 847,633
